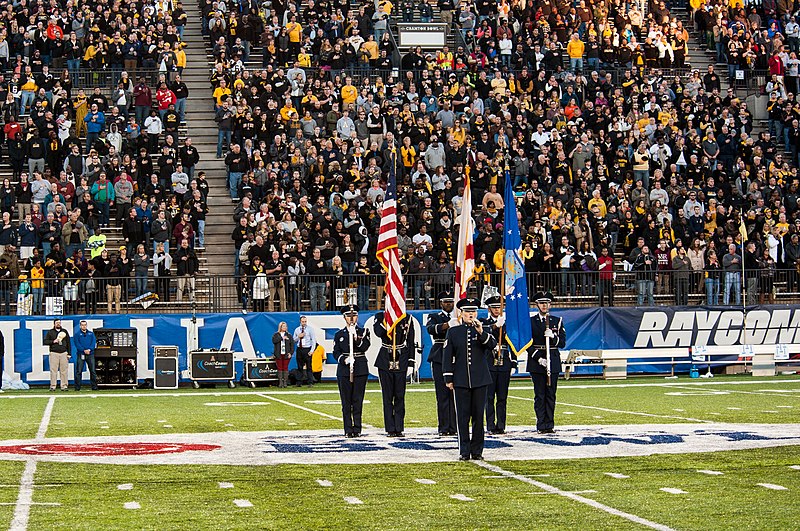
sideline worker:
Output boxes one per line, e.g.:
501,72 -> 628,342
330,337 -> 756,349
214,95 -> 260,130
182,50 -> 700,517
73,320 -> 97,391
44,319 -> 71,391
527,292 -> 566,434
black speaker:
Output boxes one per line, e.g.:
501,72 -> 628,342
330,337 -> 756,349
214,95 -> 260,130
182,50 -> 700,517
154,357 -> 179,389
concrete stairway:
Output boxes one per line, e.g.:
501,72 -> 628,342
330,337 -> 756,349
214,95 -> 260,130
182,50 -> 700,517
180,7 -> 236,277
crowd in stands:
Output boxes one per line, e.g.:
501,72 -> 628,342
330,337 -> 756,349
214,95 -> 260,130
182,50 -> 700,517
0,0 -> 205,315
206,0 -> 800,313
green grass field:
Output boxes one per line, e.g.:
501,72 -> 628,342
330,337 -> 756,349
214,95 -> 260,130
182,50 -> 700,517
0,376 -> 799,529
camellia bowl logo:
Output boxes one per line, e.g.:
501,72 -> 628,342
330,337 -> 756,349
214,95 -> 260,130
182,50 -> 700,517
0,443 -> 220,456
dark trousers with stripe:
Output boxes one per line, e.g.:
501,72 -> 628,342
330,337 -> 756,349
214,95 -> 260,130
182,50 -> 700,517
378,369 -> 407,433
454,385 -> 488,458
486,370 -> 511,432
338,374 -> 368,435
531,373 -> 558,431
432,362 -> 456,434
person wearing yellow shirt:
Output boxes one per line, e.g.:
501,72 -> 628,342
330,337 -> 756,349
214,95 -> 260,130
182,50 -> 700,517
212,79 -> 231,109
361,35 -> 379,67
280,100 -> 298,122
298,49 -> 312,67
174,42 -> 186,73
400,137 -> 417,173
341,77 -> 357,108
566,33 -> 584,72
30,259 -> 45,315
286,16 -> 303,56
20,76 -> 38,115
587,190 -> 607,217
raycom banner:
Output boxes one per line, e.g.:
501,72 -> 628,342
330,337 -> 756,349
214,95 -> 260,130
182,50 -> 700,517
0,306 -> 787,384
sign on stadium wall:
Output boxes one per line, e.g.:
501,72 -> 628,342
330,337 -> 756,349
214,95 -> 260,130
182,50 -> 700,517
0,306 -> 791,384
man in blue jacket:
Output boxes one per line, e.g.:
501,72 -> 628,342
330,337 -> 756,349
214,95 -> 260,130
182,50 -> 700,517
73,320 -> 97,391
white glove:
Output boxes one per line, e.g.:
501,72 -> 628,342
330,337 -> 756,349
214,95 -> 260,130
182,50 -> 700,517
495,315 -> 506,328
538,358 -> 548,368
344,357 -> 353,365
447,318 -> 459,328
544,329 -> 555,339
406,366 -> 414,378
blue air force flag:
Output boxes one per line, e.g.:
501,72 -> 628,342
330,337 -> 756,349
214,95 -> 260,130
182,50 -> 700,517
503,171 -> 533,355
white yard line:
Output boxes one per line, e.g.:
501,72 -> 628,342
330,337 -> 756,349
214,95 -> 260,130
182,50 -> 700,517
256,393 -> 341,422
473,461 -> 675,531
508,395 -> 713,423
10,396 -> 55,531
668,385 -> 800,399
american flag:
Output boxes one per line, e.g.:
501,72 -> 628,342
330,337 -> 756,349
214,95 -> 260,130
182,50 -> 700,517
376,149 -> 406,336
454,173 -> 475,301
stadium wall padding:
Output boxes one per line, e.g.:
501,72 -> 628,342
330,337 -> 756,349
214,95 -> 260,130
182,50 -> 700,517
1,305 -> 792,384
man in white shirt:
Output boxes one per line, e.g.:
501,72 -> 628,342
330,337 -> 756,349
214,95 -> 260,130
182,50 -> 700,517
293,316 -> 318,386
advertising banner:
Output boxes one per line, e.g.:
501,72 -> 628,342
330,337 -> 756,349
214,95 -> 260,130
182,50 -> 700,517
1,305 -> 794,385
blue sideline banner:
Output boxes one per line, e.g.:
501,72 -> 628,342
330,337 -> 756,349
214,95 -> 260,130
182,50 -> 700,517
0,306 -> 792,384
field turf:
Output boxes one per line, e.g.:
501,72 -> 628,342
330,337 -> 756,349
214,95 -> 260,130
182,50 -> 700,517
0,375 -> 798,529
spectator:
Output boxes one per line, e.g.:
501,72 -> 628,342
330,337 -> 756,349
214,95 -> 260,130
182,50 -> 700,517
176,238 -> 199,302
153,242 -> 173,302
133,244 -> 150,296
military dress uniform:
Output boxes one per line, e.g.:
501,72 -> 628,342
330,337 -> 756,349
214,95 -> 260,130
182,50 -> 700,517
426,292 -> 457,435
334,305 -> 372,437
373,313 -> 417,436
443,298 -> 498,460
528,294 -> 566,433
482,298 -> 517,435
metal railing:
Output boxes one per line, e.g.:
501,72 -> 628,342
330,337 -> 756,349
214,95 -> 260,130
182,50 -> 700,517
1,268 -> 792,316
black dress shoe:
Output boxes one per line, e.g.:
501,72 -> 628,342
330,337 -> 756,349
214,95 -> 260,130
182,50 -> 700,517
471,454 -> 483,460
458,455 -> 470,461
386,432 -> 396,437
395,432 -> 404,437
447,431 -> 458,436
494,429 -> 505,435
537,429 -> 555,434
345,433 -> 355,438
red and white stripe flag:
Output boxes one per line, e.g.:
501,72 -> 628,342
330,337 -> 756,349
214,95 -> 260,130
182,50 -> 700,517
376,150 -> 406,335
454,174 -> 475,301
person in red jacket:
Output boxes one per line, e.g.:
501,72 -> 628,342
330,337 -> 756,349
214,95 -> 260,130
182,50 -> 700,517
155,82 -> 176,122
597,246 -> 615,307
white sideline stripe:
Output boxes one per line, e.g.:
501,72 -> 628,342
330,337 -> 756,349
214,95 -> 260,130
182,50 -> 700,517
0,379 -> 797,400
343,496 -> 363,505
233,499 -> 253,507
509,395 -> 713,423
474,461 -> 675,531
0,502 -> 60,506
450,494 -> 474,501
218,482 -> 234,489
697,470 -> 724,476
660,488 -> 687,495
415,479 -> 436,485
316,480 -> 333,487
605,473 -> 630,479
789,465 -> 800,470
10,396 -> 55,531
124,502 -> 141,510
117,484 -> 133,491
257,394 -> 341,421
757,483 -> 788,491
530,490 -> 597,495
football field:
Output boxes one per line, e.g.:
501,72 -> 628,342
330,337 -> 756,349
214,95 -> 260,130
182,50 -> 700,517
0,376 -> 798,530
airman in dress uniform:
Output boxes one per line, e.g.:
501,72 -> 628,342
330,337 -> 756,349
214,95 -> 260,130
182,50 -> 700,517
374,312 -> 418,437
426,290 -> 458,436
527,292 -> 565,434
334,304 -> 371,437
444,298 -> 497,460
482,296 -> 517,435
